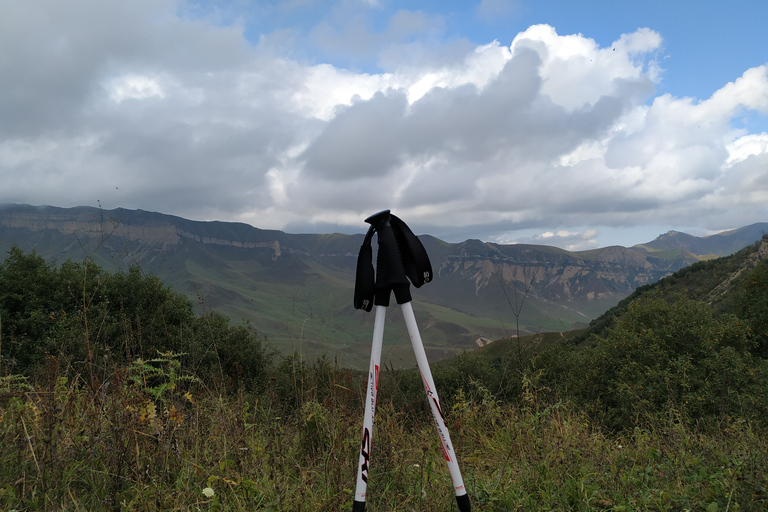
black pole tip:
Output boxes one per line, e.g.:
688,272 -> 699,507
456,493 -> 471,512
352,499 -> 366,512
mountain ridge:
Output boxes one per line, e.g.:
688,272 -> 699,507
2,203 -> 766,368
633,223 -> 768,259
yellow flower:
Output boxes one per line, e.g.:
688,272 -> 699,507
202,487 -> 215,498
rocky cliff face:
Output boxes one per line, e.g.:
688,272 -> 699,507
0,207 -> 181,244
432,239 -> 691,305
0,205 -> 294,259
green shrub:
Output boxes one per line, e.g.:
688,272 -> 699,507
734,259 -> 768,357
0,247 -> 273,393
559,293 -> 768,430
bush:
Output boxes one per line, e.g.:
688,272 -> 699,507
185,311 -> 274,394
734,259 -> 768,357
557,293 -> 768,430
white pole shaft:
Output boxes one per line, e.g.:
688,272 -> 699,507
401,301 -> 468,499
353,305 -> 387,506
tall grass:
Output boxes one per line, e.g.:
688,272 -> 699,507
2,354 -> 767,511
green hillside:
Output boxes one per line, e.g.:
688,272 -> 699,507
434,234 -> 768,428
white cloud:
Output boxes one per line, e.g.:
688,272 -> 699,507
599,65 -> 768,222
286,64 -> 397,120
510,25 -> 660,110
493,228 -> 600,252
1,1 -> 766,249
107,74 -> 166,102
727,133 -> 768,165
405,40 -> 512,102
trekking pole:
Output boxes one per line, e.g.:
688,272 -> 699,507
351,304 -> 385,511
352,210 -> 471,512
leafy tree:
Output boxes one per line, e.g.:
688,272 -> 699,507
0,247 -> 274,393
98,265 -> 195,359
0,247 -> 64,371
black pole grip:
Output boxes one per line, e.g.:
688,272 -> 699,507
353,227 -> 375,311
390,214 -> 432,288
365,210 -> 412,306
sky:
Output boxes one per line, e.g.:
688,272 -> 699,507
1,0 -> 767,251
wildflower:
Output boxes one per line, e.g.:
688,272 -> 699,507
202,487 -> 215,498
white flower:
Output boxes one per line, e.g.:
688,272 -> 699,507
202,487 -> 215,498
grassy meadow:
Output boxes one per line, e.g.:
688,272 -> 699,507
2,356 -> 767,511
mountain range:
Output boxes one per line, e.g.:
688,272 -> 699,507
1,203 -> 766,369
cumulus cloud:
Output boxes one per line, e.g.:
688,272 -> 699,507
1,1 -> 766,248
